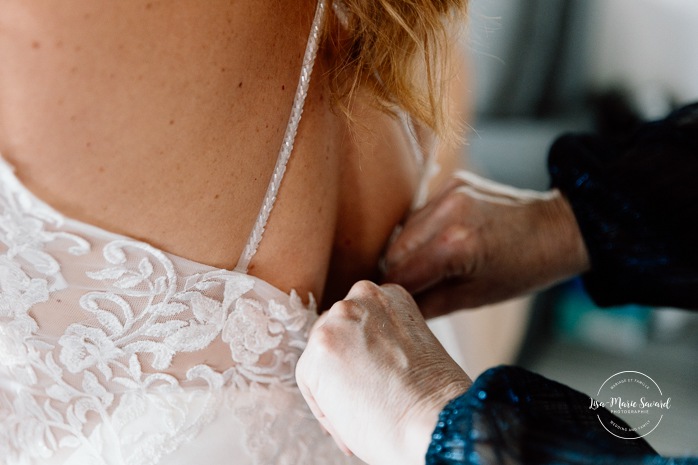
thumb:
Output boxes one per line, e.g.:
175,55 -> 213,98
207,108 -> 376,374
382,244 -> 441,293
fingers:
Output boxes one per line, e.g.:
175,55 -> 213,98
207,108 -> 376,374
385,222 -> 475,296
380,282 -> 418,308
343,281 -> 419,320
384,241 -> 438,293
309,305 -> 332,332
299,280 -> 441,463
413,280 -> 470,317
385,171 -> 543,281
324,420 -> 354,456
452,170 -> 558,203
297,375 -> 353,456
345,280 -> 382,301
384,183 -> 478,292
298,323 -> 355,457
384,184 -> 457,267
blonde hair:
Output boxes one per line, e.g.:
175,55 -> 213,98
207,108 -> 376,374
325,0 -> 468,137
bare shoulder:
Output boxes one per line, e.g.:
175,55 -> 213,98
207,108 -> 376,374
0,0 -> 326,269
0,0 -> 421,301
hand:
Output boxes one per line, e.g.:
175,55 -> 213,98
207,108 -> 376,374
296,281 -> 471,465
383,171 -> 590,318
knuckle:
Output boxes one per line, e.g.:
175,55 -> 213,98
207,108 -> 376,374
443,176 -> 466,193
381,283 -> 411,301
439,224 -> 471,251
438,225 -> 477,278
328,299 -> 365,322
350,280 -> 380,298
387,236 -> 420,265
308,322 -> 341,355
381,284 -> 418,312
386,238 -> 409,258
311,325 -> 336,350
329,300 -> 355,318
440,190 -> 467,213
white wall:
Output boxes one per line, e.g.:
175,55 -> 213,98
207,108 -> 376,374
464,0 -> 517,113
588,0 -> 698,114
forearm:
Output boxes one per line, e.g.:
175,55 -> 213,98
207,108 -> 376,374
532,190 -> 590,288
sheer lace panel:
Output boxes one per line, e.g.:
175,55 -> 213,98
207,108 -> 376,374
0,153 -> 348,464
0,1 -> 364,463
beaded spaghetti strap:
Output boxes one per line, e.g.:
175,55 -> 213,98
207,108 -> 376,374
234,0 -> 328,273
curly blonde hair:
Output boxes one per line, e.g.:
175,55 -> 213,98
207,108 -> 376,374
325,0 -> 468,137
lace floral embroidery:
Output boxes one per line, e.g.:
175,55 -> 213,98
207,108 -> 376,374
0,166 -> 321,464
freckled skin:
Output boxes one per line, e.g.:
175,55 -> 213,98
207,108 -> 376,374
0,0 -> 424,309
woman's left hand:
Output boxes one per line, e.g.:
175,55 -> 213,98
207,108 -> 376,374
295,281 -> 471,465
383,171 -> 590,317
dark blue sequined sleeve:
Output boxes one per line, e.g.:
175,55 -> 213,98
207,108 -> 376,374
425,366 -> 696,465
548,103 -> 698,310
425,107 -> 698,465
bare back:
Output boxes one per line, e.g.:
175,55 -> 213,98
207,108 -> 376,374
0,0 -> 420,307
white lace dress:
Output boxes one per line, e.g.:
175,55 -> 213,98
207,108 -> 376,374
0,1 -> 364,463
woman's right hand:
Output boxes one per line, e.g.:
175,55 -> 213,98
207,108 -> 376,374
383,171 -> 590,318
296,281 -> 471,465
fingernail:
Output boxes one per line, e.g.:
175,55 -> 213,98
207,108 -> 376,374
380,259 -> 401,284
384,242 -> 413,271
383,225 -> 407,265
378,256 -> 390,275
385,251 -> 404,269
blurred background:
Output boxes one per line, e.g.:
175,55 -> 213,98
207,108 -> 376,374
428,0 -> 698,456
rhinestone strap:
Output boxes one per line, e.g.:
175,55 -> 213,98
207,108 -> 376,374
235,0 -> 329,272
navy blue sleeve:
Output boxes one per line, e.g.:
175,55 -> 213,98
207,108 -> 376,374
547,103 -> 698,310
424,366 -> 696,465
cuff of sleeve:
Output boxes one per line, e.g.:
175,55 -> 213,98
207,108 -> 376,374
425,366 -> 658,465
547,134 -> 641,307
425,390 -> 471,465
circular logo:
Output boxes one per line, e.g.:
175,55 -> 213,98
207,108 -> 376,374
590,371 -> 671,439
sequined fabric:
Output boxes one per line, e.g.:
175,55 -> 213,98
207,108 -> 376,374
549,103 -> 698,309
425,366 -> 698,465
427,105 -> 698,465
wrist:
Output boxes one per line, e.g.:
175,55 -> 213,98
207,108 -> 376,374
401,376 -> 470,465
540,191 -> 590,279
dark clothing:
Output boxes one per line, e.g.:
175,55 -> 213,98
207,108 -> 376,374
549,103 -> 698,309
426,104 -> 698,465
426,366 -> 671,465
